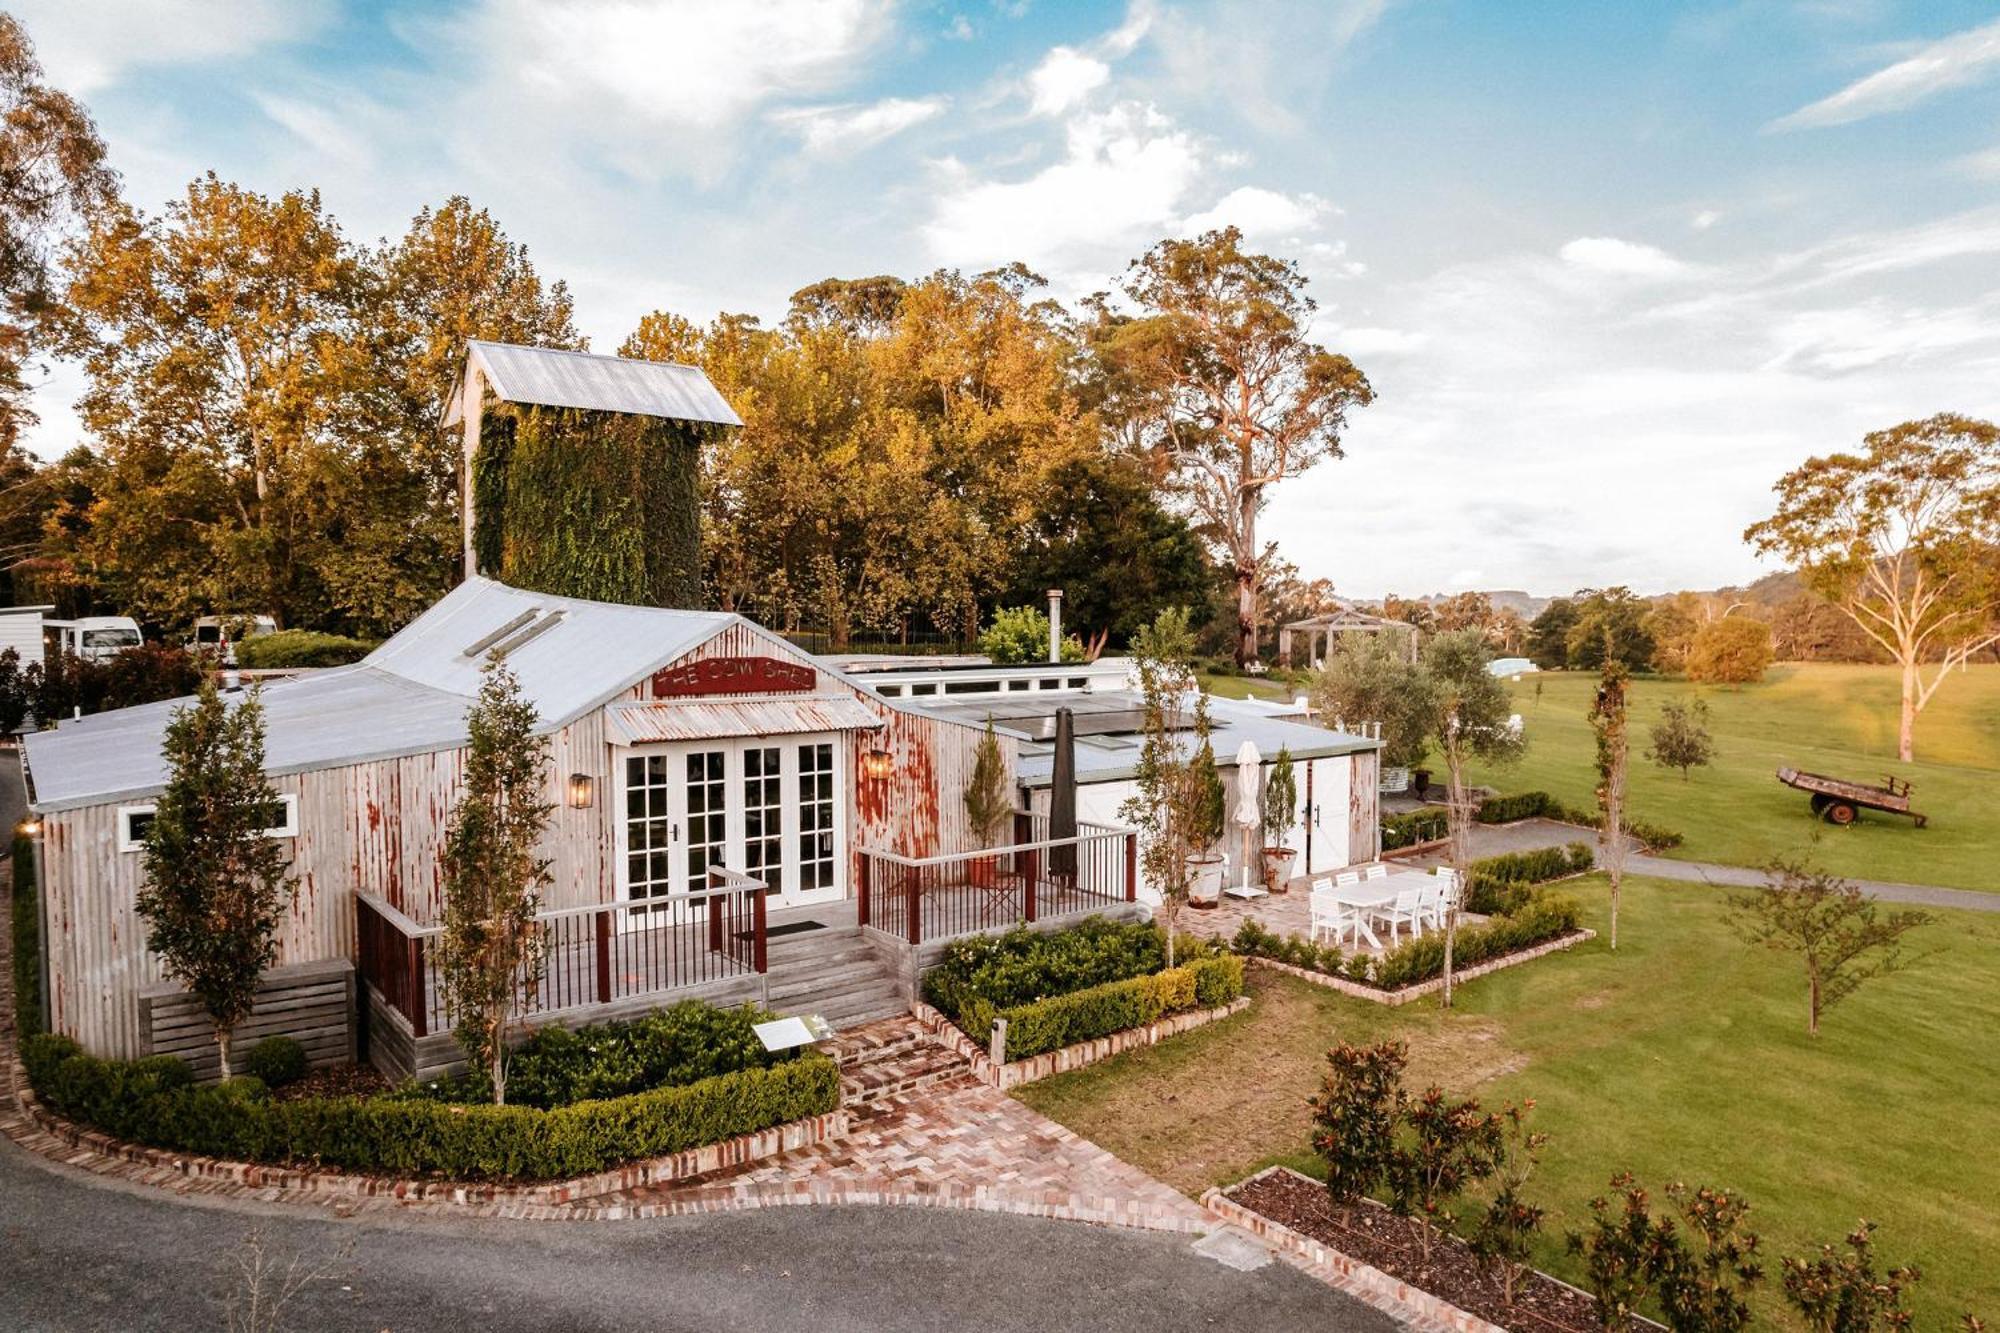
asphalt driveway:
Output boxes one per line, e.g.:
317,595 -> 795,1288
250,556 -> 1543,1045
0,1141 -> 1403,1333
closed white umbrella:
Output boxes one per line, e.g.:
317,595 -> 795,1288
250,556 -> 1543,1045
1233,740 -> 1262,889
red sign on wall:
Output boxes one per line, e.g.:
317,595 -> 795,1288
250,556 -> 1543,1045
652,655 -> 818,698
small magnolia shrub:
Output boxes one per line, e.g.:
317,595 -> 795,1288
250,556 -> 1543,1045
1310,1041 -> 1406,1202
244,1036 -> 308,1088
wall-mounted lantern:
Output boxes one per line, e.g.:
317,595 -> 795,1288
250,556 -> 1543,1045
861,749 -> 893,782
566,773 -> 595,809
17,818 -> 39,838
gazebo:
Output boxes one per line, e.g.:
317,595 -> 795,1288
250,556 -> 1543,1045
1278,606 -> 1419,668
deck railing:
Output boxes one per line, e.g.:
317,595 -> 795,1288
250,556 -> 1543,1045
356,866 -> 768,1038
858,817 -> 1138,947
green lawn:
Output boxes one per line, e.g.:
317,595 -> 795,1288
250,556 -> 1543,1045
1198,671 -> 1300,702
1017,874 -> 2000,1326
1467,663 -> 2000,893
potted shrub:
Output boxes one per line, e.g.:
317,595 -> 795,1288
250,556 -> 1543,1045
963,718 -> 1011,888
1260,746 -> 1299,892
1187,741 -> 1228,908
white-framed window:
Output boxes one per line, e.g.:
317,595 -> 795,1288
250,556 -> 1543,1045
116,793 -> 299,853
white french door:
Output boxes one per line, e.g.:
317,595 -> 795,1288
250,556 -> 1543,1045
618,735 -> 847,913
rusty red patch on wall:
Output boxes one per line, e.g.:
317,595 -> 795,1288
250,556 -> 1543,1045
651,656 -> 817,698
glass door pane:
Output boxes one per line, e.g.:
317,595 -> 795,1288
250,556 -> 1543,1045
624,752 -> 674,914
797,740 -> 837,893
742,744 -> 783,894
682,748 -> 729,895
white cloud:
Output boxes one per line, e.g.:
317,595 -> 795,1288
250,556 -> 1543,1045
1953,144 -> 2000,179
10,0 -> 330,92
1332,326 -> 1427,356
1150,0 -> 1391,133
1558,236 -> 1694,278
1692,209 -> 1722,230
922,102 -> 1203,273
771,96 -> 948,155
1181,185 -> 1333,239
1767,16 -> 2000,130
1026,47 -> 1111,116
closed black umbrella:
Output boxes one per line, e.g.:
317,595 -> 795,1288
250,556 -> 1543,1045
1049,706 -> 1078,884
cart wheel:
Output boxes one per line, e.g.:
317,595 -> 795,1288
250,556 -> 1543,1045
1808,793 -> 1831,815
1824,801 -> 1857,826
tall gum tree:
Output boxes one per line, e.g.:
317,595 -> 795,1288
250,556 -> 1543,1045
1745,415 -> 2000,763
1107,227 -> 1373,666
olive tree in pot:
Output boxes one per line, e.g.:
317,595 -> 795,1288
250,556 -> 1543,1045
1186,740 -> 1228,907
963,718 -> 1012,889
1260,746 -> 1299,892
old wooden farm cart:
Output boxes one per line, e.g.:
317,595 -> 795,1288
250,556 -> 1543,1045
1776,767 -> 1928,828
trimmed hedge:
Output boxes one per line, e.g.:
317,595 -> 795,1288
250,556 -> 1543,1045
921,916 -> 1167,1027
1465,841 -> 1594,916
21,1033 -> 840,1182
10,833 -> 38,1036
1381,807 -> 1450,851
990,954 -> 1244,1061
1476,791 -> 1684,851
235,630 -> 377,669
1367,894 -> 1581,991
245,1036 -> 308,1088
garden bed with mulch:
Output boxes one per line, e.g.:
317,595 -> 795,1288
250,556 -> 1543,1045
1224,1167 -> 1655,1333
270,1063 -> 390,1103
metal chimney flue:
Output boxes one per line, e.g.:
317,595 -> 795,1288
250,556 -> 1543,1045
1046,588 -> 1064,663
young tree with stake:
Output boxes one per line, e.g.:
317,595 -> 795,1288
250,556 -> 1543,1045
1727,860 -> 1931,1037
136,681 -> 297,1077
1121,607 -> 1212,967
438,656 -> 553,1104
1590,650 -> 1631,950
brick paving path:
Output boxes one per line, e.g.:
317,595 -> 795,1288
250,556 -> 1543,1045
0,888 -> 1205,1233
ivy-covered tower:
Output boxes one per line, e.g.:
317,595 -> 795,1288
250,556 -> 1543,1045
445,341 -> 741,609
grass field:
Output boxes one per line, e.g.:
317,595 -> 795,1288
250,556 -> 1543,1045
1016,874 -> 2000,1326
1465,663 -> 2000,892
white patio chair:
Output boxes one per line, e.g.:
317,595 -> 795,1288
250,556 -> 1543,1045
1309,887 -> 1357,948
1415,882 -> 1445,932
1364,863 -> 1389,881
1373,887 -> 1426,944
1335,869 -> 1362,887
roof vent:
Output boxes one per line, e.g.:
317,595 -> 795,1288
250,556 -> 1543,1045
461,609 -> 538,658
487,608 -> 566,658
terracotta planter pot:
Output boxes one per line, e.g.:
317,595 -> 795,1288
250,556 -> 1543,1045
967,854 -> 998,889
1261,847 -> 1297,893
1188,855 -> 1225,908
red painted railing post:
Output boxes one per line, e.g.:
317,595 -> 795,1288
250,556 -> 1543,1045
708,885 -> 724,955
595,910 -> 613,1004
1024,846 -> 1038,923
408,933 -> 428,1038
906,867 -> 921,946
857,855 -> 871,929
1125,833 -> 1138,903
1013,810 -> 1032,877
753,886 -> 768,974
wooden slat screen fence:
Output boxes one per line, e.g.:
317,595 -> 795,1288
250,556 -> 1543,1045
858,817 -> 1136,946
356,868 -> 768,1038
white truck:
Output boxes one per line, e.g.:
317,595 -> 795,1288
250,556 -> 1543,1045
44,616 -> 144,663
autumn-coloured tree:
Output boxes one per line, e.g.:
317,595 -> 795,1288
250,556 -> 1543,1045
1728,860 -> 1930,1037
1686,617 -> 1774,685
0,16 -> 118,449
1745,415 -> 2000,762
1107,227 -> 1373,665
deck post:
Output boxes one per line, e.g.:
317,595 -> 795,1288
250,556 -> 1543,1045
1124,833 -> 1138,902
906,867 -> 921,946
595,911 -> 613,1005
708,887 -> 724,955
753,887 -> 768,974
1023,846 -> 1038,922
857,855 -> 871,929
408,934 -> 427,1038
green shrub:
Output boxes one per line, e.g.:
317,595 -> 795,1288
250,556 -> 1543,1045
1476,792 -> 1684,850
235,630 -> 377,669
993,954 -> 1244,1060
1369,893 -> 1581,991
921,917 -> 1168,1027
1382,807 -> 1450,851
1232,919 -> 1343,977
400,1001 -> 781,1110
1465,842 -> 1594,915
244,1036 -> 308,1088
10,833 -> 38,1036
20,1031 -> 839,1181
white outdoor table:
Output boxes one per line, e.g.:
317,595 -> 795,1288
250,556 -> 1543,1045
1314,870 -> 1434,949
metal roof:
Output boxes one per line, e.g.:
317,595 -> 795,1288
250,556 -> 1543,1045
604,696 -> 883,745
908,691 -> 1380,789
454,341 -> 742,427
24,578 -> 751,812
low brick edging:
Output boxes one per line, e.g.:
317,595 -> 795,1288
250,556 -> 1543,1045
5,1058 -> 847,1205
1248,929 -> 1596,1007
910,996 -> 1252,1090
1202,1166 -> 1504,1333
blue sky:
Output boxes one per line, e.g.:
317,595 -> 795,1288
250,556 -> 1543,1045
16,0 -> 2000,599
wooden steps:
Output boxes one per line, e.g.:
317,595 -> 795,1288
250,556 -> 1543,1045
761,926 -> 906,1029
